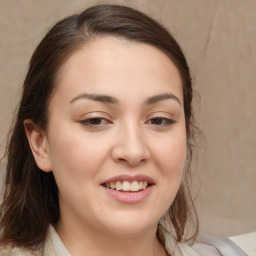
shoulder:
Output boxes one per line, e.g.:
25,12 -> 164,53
229,231 -> 256,256
193,235 -> 248,256
192,242 -> 220,256
158,225 -> 247,256
158,225 -> 220,256
179,241 -> 219,256
0,244 -> 42,256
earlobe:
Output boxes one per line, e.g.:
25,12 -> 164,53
24,119 -> 52,172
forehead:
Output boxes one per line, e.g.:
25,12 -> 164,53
53,36 -> 183,104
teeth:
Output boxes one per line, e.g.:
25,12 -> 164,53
139,181 -> 143,190
122,181 -> 131,191
116,181 -> 122,190
105,181 -> 149,192
110,182 -> 115,189
131,181 -> 139,192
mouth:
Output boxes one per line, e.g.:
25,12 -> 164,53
102,180 -> 152,192
101,175 -> 155,203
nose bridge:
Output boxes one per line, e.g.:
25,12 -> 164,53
112,118 -> 149,165
124,120 -> 144,149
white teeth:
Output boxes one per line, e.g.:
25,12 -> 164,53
116,181 -> 122,191
131,181 -> 139,192
110,182 -> 115,189
122,181 -> 131,191
105,181 -> 149,192
139,181 -> 143,190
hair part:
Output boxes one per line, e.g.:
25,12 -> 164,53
0,4 -> 198,248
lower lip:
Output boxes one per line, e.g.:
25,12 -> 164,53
102,185 -> 154,204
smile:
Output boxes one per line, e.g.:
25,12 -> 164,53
101,175 -> 155,203
103,180 -> 149,192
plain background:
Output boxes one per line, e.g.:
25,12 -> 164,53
0,0 -> 255,237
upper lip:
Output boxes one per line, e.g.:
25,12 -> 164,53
101,174 -> 155,185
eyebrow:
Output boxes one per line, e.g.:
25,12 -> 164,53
70,93 -> 119,104
144,93 -> 181,106
70,93 -> 181,106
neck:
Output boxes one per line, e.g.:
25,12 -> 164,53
55,219 -> 167,256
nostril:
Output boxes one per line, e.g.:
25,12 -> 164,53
117,158 -> 146,166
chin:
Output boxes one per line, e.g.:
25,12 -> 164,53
98,211 -> 159,236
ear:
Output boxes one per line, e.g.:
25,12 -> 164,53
24,119 -> 52,172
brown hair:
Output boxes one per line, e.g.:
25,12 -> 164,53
0,4 -> 198,249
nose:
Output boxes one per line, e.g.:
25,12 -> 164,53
111,122 -> 150,166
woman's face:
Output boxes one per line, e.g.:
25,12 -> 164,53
43,37 -> 186,236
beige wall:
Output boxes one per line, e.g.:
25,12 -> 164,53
0,0 -> 255,237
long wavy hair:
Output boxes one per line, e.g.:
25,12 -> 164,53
0,4 -> 199,249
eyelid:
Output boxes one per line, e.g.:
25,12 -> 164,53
145,111 -> 176,127
79,117 -> 113,128
145,117 -> 175,125
79,111 -> 111,119
79,112 -> 113,128
145,111 -> 175,120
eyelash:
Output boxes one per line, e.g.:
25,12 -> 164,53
80,117 -> 111,127
146,117 -> 175,126
80,117 -> 175,127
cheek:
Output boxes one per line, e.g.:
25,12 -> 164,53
46,130 -> 109,209
150,130 -> 187,204
152,131 -> 187,175
46,122 -> 110,182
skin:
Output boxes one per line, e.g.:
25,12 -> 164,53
25,37 -> 187,256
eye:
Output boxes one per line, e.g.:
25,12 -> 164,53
146,117 -> 175,126
80,117 -> 111,127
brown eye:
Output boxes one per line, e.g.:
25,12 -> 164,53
89,118 -> 103,125
147,117 -> 175,126
80,118 -> 110,127
151,118 -> 164,125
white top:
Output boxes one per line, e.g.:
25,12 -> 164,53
229,231 -> 256,256
45,225 -> 201,256
0,225 -> 206,255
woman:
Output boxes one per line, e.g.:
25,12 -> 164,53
0,4 -> 223,256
